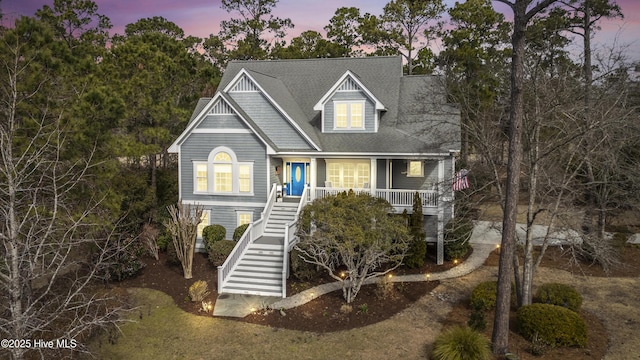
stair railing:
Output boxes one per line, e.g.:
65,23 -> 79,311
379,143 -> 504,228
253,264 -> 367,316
282,185 -> 309,297
217,183 -> 278,293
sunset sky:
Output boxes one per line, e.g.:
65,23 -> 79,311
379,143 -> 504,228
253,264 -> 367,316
3,0 -> 639,60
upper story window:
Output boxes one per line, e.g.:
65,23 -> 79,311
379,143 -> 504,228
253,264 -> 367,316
334,101 -> 364,130
194,147 -> 254,195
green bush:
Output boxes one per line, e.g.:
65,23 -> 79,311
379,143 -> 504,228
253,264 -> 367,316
444,219 -> 473,261
165,241 -> 181,266
207,240 -> 236,267
202,224 -> 226,250
102,237 -> 146,282
290,248 -> 320,281
534,283 -> 582,312
233,223 -> 250,241
470,281 -> 516,311
517,303 -> 587,348
156,233 -> 172,252
467,309 -> 487,331
431,326 -> 492,360
404,239 -> 427,269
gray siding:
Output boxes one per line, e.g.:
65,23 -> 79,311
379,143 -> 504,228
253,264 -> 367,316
198,114 -> 249,129
323,91 -> 376,133
180,133 -> 268,203
391,159 -> 438,190
196,205 -> 263,250
230,92 -> 312,150
270,157 -> 283,186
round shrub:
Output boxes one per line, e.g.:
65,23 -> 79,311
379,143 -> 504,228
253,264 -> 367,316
470,281 -> 498,311
202,224 -> 226,250
517,303 -> 587,348
207,240 -> 236,267
444,219 -> 473,261
431,326 -> 492,360
534,283 -> 582,312
233,223 -> 250,241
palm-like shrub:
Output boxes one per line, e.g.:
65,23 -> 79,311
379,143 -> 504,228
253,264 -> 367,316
431,326 -> 492,360
188,280 -> 210,302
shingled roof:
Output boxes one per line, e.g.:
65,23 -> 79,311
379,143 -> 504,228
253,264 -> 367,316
217,56 -> 460,154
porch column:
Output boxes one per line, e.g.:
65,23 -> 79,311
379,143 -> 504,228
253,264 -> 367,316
310,157 -> 317,200
437,158 -> 445,265
369,158 -> 376,194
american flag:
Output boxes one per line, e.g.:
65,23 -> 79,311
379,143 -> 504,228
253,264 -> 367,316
452,169 -> 470,191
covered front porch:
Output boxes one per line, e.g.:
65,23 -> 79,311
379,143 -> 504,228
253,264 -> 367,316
271,155 -> 454,265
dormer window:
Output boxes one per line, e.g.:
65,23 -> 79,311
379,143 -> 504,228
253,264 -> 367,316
334,101 -> 364,130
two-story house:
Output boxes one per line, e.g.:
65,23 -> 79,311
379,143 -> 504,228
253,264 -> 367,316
168,56 -> 461,297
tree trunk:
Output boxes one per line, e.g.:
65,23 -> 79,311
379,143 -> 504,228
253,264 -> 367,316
492,0 -> 528,355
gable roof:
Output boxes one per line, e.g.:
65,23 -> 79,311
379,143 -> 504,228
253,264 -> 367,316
211,56 -> 460,154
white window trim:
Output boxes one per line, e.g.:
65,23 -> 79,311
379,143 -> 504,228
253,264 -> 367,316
407,160 -> 424,177
324,159 -> 370,188
192,147 -> 254,196
333,100 -> 366,130
236,211 -> 253,226
197,210 -> 211,239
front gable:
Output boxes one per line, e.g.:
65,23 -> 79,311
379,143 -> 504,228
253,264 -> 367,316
224,70 -> 320,150
313,71 -> 386,134
168,94 -> 275,154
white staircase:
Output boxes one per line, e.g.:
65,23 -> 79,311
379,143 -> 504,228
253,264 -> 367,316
220,201 -> 299,297
263,202 -> 298,237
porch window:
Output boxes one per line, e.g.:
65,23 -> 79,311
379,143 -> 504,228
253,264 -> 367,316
325,160 -> 370,188
407,160 -> 424,177
197,210 -> 210,238
334,101 -> 364,129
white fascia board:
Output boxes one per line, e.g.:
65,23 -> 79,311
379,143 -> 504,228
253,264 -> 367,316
226,69 -> 321,151
313,70 -> 386,111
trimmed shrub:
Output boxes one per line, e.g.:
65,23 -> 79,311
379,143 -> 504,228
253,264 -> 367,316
534,283 -> 582,312
207,240 -> 236,267
404,239 -> 427,269
431,326 -> 492,360
444,218 -> 473,261
233,223 -> 250,241
202,224 -> 226,250
156,233 -> 172,252
517,303 -> 587,348
188,280 -> 210,302
470,281 -> 516,311
290,248 -> 319,281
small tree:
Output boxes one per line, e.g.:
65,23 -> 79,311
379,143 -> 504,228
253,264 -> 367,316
405,192 -> 427,268
295,191 -> 410,303
164,203 -> 203,279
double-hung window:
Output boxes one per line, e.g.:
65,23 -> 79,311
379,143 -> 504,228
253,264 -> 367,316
334,101 -> 364,129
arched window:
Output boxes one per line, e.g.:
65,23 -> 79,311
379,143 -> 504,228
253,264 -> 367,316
193,147 -> 253,195
213,151 -> 233,192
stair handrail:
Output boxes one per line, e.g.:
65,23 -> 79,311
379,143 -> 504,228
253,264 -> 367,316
217,183 -> 278,293
282,185 -> 309,297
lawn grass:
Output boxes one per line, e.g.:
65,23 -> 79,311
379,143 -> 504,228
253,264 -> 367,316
90,288 -> 442,360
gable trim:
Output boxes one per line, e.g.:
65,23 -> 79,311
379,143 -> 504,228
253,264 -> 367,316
313,70 -> 385,112
223,69 -> 322,151
167,93 -> 275,154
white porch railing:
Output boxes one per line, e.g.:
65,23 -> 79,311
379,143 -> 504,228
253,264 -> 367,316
282,185 -> 309,298
313,187 -> 438,208
217,184 -> 278,293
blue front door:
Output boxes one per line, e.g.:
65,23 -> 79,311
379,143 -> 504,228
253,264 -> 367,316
290,162 -> 305,196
